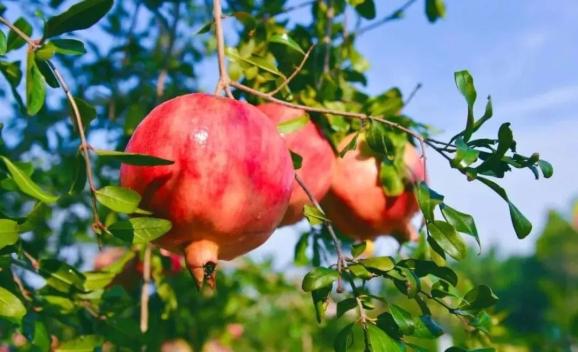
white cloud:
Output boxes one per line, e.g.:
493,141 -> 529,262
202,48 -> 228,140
498,85 -> 578,118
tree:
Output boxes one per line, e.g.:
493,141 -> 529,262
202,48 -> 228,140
0,0 -> 553,351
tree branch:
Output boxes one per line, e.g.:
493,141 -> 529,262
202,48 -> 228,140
267,45 -> 315,97
213,0 -> 233,98
294,174 -> 347,293
355,0 -> 419,36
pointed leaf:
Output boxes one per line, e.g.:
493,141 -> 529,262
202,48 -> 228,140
276,114 -> 309,134
95,186 -> 141,214
302,267 -> 338,292
0,286 -> 27,323
0,219 -> 19,249
366,324 -> 403,352
269,33 -> 304,54
108,217 -> 172,245
428,221 -> 466,260
440,204 -> 480,249
26,50 -> 46,116
360,256 -> 395,273
1,156 -> 58,204
303,204 -> 328,226
95,149 -> 174,166
43,0 -> 114,39
7,17 -> 32,51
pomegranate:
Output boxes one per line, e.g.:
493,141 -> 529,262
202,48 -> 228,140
321,134 -> 426,242
257,103 -> 335,225
120,94 -> 294,287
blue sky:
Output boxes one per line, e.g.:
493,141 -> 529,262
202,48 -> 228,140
247,0 -> 578,265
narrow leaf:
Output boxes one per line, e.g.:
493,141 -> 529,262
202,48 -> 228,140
276,114 -> 309,134
44,0 -> 114,39
428,221 -> 466,260
95,149 -> 174,166
269,33 -> 305,54
0,286 -> 27,323
1,156 -> 58,204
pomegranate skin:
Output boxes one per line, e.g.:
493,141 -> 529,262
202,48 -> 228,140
321,135 -> 426,242
257,103 -> 335,225
120,94 -> 294,286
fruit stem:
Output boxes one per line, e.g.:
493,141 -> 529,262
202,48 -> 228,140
184,240 -> 219,289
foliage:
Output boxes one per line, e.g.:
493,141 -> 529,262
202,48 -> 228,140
0,0 -> 555,351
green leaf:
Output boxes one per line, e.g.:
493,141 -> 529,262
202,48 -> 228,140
303,204 -> 328,226
302,267 -> 338,292
400,267 -> 420,298
43,0 -> 114,39
351,241 -> 367,258
94,149 -> 174,166
477,176 -> 532,238
354,0 -> 376,20
7,17 -> 32,51
348,263 -> 372,279
454,70 -> 477,140
26,50 -> 46,116
39,259 -> 86,293
95,185 -> 141,214
453,137 -> 479,168
440,204 -> 480,249
83,271 -> 115,291
1,156 -> 58,204
312,285 -> 332,323
0,219 -> 19,250
51,38 -> 87,55
366,324 -> 403,352
416,182 -> 444,222
425,0 -> 446,23
379,162 -> 404,196
334,323 -> 366,352
35,58 -> 59,88
226,47 -> 286,78
428,221 -> 466,260
55,335 -> 104,352
538,159 -> 553,178
68,153 -> 87,195
508,202 -> 532,239
0,286 -> 26,323
294,232 -> 309,266
390,304 -> 415,335
22,315 -> 50,352
108,217 -> 172,245
336,298 -> 357,318
459,285 -> 499,311
360,256 -> 395,273
0,30 -> 7,55
277,114 -> 310,134
74,97 -> 97,130
269,33 -> 304,54
413,315 -> 444,339
290,151 -> 303,170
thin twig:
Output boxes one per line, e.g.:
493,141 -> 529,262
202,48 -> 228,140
140,245 -> 152,333
294,174 -> 347,292
322,0 -> 334,75
230,80 -> 429,180
273,0 -> 315,16
12,272 -> 32,301
0,16 -> 38,48
213,0 -> 233,98
156,0 -> 182,98
45,61 -> 103,236
267,45 -> 315,96
404,83 -> 422,107
0,16 -> 103,240
355,0 -> 419,36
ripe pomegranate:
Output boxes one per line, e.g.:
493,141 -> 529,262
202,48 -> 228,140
321,134 -> 426,242
120,94 -> 294,287
257,103 -> 335,225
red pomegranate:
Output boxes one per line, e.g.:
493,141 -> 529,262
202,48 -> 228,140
120,94 -> 294,287
257,103 -> 335,225
321,134 -> 426,242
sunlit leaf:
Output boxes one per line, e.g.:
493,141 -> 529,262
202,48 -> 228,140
43,0 -> 114,39
302,267 -> 338,292
94,149 -> 174,166
269,33 -> 304,54
0,286 -> 26,323
108,217 -> 172,244
0,219 -> 19,249
95,185 -> 141,214
1,156 -> 58,204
